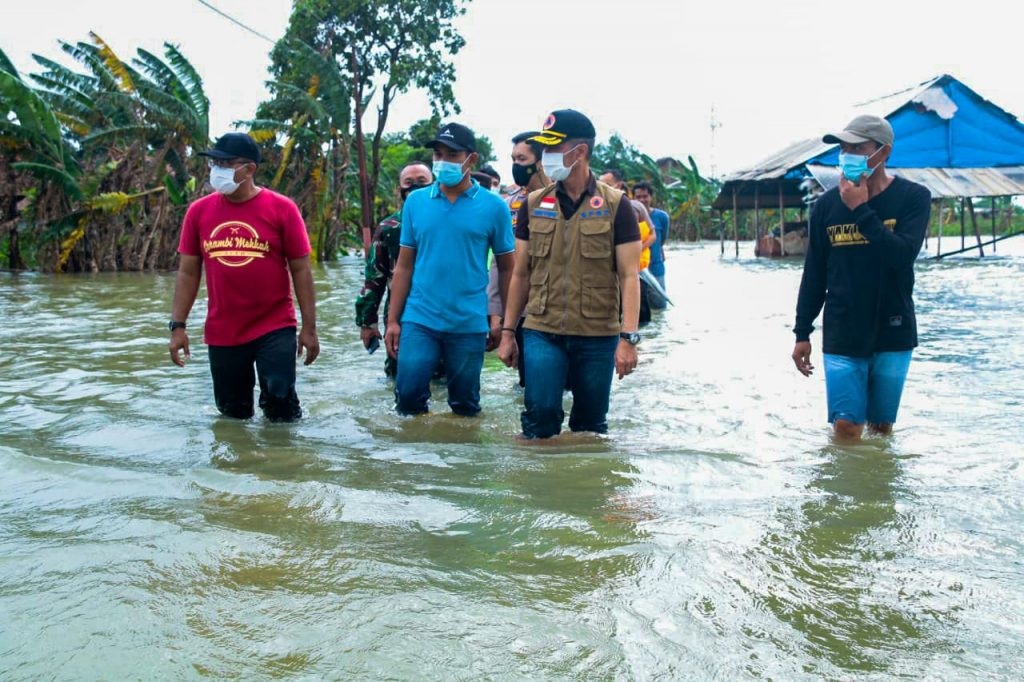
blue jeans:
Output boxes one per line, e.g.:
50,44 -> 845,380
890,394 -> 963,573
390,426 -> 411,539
521,330 -> 619,438
394,322 -> 486,416
823,351 -> 913,425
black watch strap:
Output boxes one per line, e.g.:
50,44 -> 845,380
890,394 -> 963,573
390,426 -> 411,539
168,320 -> 186,332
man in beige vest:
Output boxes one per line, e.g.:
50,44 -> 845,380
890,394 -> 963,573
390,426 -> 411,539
498,110 -> 642,439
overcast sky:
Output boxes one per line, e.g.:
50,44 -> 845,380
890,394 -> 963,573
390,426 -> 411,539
3,0 -> 1022,181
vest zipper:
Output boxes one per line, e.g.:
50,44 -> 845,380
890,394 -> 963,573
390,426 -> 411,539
561,212 -> 571,334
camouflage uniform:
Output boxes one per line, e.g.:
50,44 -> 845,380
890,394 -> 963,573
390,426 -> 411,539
355,213 -> 402,377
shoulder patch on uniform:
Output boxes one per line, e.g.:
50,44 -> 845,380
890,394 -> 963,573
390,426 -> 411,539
590,196 -> 604,209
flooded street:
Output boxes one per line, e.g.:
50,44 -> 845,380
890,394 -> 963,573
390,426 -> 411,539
1,242 -> 1023,679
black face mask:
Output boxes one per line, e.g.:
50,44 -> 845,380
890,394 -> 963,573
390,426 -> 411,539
511,162 -> 537,187
400,182 -> 430,201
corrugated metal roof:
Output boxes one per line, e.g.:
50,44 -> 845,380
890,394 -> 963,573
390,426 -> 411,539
805,165 -> 1024,198
721,137 -> 832,183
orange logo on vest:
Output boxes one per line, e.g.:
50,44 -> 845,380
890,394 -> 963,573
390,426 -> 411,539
203,221 -> 270,267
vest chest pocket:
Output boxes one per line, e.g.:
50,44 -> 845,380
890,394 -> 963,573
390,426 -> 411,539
580,220 -> 613,259
528,219 -> 556,258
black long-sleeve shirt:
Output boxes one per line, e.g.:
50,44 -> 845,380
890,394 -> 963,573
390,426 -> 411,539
794,176 -> 932,357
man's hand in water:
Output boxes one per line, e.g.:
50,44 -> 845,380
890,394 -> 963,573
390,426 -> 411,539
497,332 -> 518,369
792,341 -> 814,377
385,322 -> 401,359
360,325 -> 381,349
169,328 -> 190,367
486,316 -> 502,351
615,339 -> 638,379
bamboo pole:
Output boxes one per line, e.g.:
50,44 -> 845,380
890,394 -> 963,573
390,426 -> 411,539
719,210 -> 725,255
778,183 -> 786,257
753,184 -> 760,257
954,195 -> 962,250
732,187 -> 738,258
967,197 -> 984,257
936,200 -> 943,259
992,196 -> 998,253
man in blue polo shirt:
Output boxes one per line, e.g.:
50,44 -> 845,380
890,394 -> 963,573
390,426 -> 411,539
384,123 -> 515,416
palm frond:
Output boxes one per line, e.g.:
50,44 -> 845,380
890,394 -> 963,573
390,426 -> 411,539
0,46 -> 20,79
12,161 -> 83,200
163,43 -> 208,123
88,32 -> 136,92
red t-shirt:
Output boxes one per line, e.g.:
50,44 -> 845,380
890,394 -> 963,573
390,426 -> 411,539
178,189 -> 311,346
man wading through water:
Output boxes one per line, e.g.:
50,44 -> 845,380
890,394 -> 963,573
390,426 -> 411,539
169,133 -> 319,421
355,161 -> 433,378
385,123 -> 515,416
498,110 -> 642,439
486,130 -> 552,387
792,115 -> 931,441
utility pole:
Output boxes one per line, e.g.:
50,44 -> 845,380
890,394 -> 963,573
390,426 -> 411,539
709,104 -> 722,180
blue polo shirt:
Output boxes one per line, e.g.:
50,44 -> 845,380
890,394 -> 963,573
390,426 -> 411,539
648,208 -> 670,277
400,179 -> 514,333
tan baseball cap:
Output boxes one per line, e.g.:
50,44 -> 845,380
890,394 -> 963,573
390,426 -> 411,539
823,114 -> 894,147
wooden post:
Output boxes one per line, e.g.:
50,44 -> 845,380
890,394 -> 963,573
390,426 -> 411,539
753,184 -> 760,257
732,187 -> 738,258
967,197 -> 984,257
721,211 -> 726,254
960,197 -> 966,250
924,200 -> 931,250
778,183 -> 786,257
992,196 -> 998,253
936,200 -> 943,259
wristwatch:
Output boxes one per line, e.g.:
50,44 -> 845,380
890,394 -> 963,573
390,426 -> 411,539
168,320 -> 186,332
619,331 -> 641,345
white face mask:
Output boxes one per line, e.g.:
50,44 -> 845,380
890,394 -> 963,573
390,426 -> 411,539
542,146 -> 580,182
209,165 -> 241,194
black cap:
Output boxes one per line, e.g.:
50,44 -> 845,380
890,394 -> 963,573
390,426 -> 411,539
531,110 -> 596,146
425,122 -> 476,153
198,132 -> 261,164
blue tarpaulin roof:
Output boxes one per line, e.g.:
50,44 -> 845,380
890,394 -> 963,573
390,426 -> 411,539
810,75 -> 1024,168
714,75 -> 1024,208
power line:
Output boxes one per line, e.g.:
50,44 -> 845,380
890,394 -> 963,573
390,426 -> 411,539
194,0 -> 276,44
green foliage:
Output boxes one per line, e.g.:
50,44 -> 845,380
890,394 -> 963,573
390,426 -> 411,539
0,34 -> 211,270
261,0 -> 469,254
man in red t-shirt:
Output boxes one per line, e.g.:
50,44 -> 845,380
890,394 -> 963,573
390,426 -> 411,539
168,133 -> 319,422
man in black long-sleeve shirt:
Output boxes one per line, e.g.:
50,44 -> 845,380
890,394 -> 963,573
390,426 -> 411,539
792,115 -> 932,441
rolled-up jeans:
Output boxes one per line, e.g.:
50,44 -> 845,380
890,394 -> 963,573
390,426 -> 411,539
521,329 -> 619,439
394,321 -> 486,416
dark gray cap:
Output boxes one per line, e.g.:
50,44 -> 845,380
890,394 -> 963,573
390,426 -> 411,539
823,114 -> 894,147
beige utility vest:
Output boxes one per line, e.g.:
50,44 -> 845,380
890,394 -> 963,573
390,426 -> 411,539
523,181 -> 625,336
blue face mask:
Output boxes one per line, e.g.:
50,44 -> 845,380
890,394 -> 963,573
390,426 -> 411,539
838,145 -> 885,183
432,159 -> 467,186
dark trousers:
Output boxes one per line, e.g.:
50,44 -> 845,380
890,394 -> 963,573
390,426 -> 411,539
639,277 -> 652,327
521,330 -> 618,439
207,326 -> 301,422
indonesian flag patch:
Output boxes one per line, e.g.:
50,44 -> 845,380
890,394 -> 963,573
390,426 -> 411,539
539,196 -> 557,210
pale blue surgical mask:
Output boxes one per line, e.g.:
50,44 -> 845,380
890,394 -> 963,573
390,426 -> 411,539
838,145 -> 885,183
432,159 -> 467,186
542,145 -> 580,183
